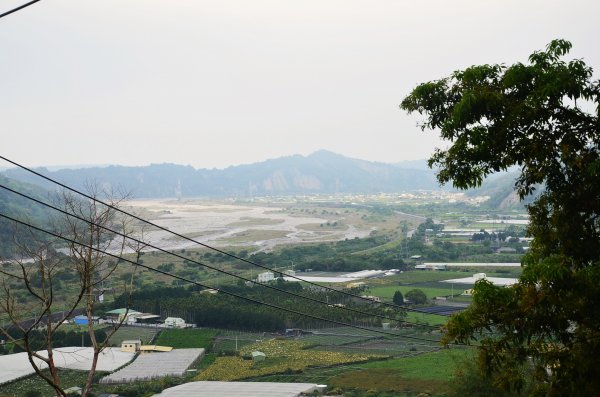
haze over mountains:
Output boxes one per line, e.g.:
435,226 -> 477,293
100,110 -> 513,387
2,151 -> 445,199
0,150 -> 526,258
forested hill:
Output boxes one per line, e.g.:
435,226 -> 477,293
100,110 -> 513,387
0,175 -> 50,258
465,171 -> 541,209
2,151 -> 442,198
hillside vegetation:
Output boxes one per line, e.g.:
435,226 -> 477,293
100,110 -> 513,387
0,175 -> 50,258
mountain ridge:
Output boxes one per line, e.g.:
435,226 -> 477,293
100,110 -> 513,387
2,151 -> 441,199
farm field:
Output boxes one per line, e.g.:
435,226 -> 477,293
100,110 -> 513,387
212,337 -> 261,354
108,326 -> 159,346
0,196 -> 532,396
327,349 -> 473,395
365,268 -> 521,302
300,326 -> 443,355
404,311 -> 449,326
356,348 -> 473,380
210,329 -> 275,354
329,368 -> 449,395
310,340 -> 442,357
209,326 -> 442,356
156,329 -> 218,349
245,348 -> 472,396
196,339 -> 385,382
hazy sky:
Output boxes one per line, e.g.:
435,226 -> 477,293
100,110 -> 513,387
2,0 -> 599,169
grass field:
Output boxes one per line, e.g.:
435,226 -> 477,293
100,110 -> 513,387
246,348 -> 473,395
356,347 -> 473,380
327,348 -> 473,395
155,328 -> 218,349
404,311 -> 449,326
57,324 -> 108,332
108,326 -> 159,345
330,368 -> 449,395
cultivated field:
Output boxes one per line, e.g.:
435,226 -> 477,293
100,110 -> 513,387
156,329 -> 218,349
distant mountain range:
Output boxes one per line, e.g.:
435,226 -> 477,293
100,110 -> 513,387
2,150 -> 444,198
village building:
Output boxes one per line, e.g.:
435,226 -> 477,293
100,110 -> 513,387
257,271 -> 275,283
121,340 -> 142,353
164,317 -> 187,328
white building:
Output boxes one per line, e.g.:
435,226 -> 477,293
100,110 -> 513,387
415,264 -> 447,271
121,340 -> 142,353
164,317 -> 187,328
257,271 -> 275,283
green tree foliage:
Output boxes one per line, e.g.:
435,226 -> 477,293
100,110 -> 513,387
113,283 -> 399,332
401,39 -> 600,395
392,290 -> 404,305
405,289 -> 427,305
449,358 -> 532,397
0,175 -> 49,258
247,235 -> 405,272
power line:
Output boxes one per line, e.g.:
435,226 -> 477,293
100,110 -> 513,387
0,0 -> 42,19
0,212 -> 446,344
0,155 -> 447,316
0,183 -> 438,329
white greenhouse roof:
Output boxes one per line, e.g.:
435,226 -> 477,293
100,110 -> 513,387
441,275 -> 518,287
101,348 -> 204,383
424,262 -> 521,267
0,347 -> 135,385
283,276 -> 362,283
153,381 -> 318,397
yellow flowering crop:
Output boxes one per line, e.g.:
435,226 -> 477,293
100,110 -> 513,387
196,339 -> 386,381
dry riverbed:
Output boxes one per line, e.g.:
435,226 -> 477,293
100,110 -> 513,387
124,199 -> 372,252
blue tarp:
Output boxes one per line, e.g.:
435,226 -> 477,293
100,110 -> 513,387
73,315 -> 89,325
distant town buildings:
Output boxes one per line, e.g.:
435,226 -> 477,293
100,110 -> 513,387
100,309 -> 190,328
360,295 -> 381,303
